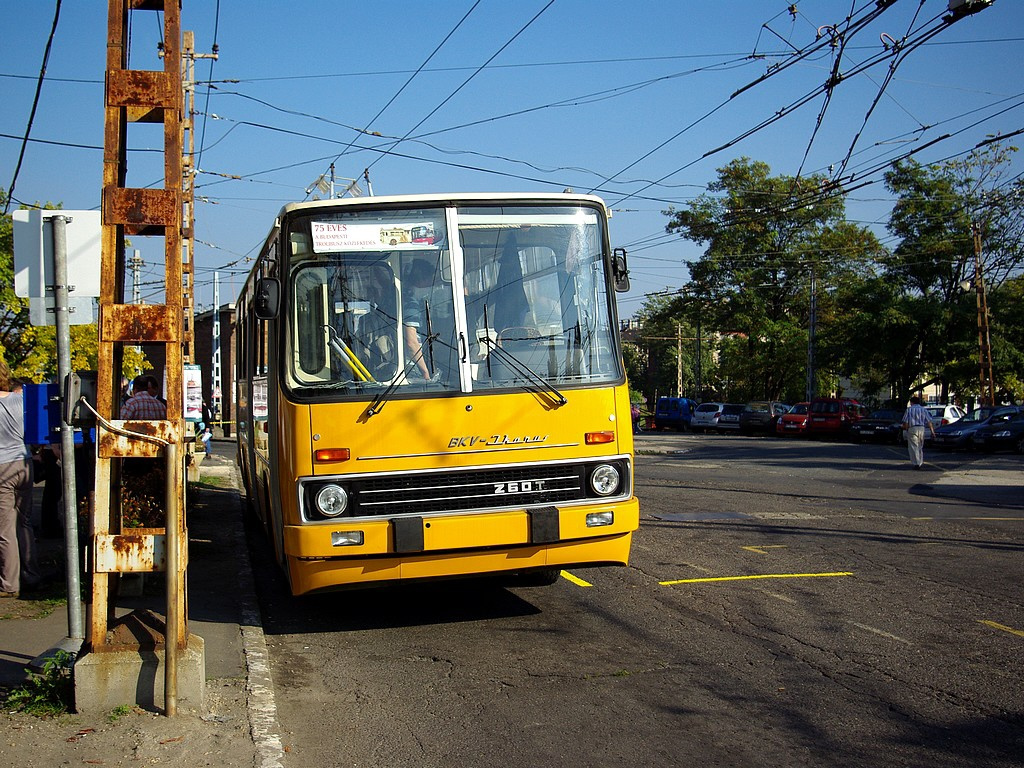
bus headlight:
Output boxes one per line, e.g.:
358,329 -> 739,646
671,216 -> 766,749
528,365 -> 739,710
315,484 -> 349,517
589,464 -> 620,496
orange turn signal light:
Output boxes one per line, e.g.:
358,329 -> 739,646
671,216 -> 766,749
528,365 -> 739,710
585,431 -> 615,445
314,448 -> 351,462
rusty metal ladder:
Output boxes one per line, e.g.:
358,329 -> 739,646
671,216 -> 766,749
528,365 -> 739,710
89,0 -> 189,712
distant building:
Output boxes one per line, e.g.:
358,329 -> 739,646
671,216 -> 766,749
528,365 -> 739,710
193,303 -> 237,436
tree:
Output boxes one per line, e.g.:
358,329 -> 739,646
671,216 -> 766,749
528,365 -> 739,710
1,190 -> 149,381
0,188 -> 31,372
625,292 -> 702,408
663,158 -> 884,402
881,143 -> 1024,403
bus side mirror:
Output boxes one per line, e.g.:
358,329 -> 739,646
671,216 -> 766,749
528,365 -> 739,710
612,247 -> 630,293
254,277 -> 281,320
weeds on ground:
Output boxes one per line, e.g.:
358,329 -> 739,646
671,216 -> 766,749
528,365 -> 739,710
107,703 -> 136,723
4,650 -> 74,717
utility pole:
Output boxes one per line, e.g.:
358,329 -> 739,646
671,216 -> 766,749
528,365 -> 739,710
695,305 -> 702,401
181,30 -> 218,363
212,271 -> 221,424
130,249 -> 143,368
972,224 -> 996,406
676,323 -> 682,397
806,265 -> 817,402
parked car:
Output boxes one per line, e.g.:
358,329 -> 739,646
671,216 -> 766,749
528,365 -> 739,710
849,409 -> 905,443
654,397 -> 696,432
739,401 -> 790,435
806,398 -> 869,438
690,402 -> 724,433
971,411 -> 1024,453
716,403 -> 746,430
776,402 -> 810,436
931,405 -> 1021,450
925,403 -> 965,427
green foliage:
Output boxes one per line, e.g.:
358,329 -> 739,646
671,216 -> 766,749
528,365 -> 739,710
878,145 -> 1024,402
661,158 -> 883,402
4,650 -> 74,717
634,148 -> 1024,406
0,191 -> 151,381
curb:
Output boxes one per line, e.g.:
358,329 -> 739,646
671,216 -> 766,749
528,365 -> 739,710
208,456 -> 287,768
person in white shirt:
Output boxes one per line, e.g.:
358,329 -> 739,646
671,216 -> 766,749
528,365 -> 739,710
902,395 -> 936,470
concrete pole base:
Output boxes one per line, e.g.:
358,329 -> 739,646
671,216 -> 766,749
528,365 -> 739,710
73,634 -> 206,714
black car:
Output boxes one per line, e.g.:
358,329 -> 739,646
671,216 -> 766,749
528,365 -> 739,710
849,409 -> 905,443
739,401 -> 790,435
971,411 -> 1024,453
931,406 -> 1021,450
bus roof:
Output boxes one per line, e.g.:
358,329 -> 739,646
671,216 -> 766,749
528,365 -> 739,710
274,191 -> 611,220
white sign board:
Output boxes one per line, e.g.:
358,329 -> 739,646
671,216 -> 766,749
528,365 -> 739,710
29,296 -> 97,327
13,209 -> 102,298
311,221 -> 436,252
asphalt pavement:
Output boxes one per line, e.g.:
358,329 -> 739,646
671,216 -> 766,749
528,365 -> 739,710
634,429 -> 1023,509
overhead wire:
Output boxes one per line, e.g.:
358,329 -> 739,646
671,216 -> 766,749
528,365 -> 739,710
3,0 -> 62,215
605,5 -> 966,209
308,0 -> 483,198
587,0 -> 899,200
361,0 -> 556,178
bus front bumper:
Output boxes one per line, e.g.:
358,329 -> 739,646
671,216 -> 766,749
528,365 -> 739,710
282,497 -> 639,594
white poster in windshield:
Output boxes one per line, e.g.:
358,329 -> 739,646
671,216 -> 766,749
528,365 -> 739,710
311,221 -> 436,252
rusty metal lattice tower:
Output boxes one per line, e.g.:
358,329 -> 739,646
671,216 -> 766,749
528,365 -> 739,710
87,0 -> 191,713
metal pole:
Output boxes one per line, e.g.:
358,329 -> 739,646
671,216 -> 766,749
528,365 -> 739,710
51,216 -> 84,643
212,272 -> 221,425
164,440 -> 178,716
973,227 -> 995,406
676,324 -> 682,398
806,266 -> 817,402
695,304 -> 702,401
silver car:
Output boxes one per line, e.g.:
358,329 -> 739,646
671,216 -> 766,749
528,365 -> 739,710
690,402 -> 724,433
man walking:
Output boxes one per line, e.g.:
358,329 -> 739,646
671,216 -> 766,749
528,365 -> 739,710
902,395 -> 936,470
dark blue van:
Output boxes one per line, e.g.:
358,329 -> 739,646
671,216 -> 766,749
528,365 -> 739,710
654,397 -> 696,431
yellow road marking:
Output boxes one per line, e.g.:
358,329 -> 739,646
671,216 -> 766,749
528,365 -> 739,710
742,545 -> 788,555
660,571 -> 853,586
560,570 -> 593,587
978,620 -> 1024,638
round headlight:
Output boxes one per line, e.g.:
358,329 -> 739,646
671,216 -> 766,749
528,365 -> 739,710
590,464 -> 620,496
315,484 -> 349,517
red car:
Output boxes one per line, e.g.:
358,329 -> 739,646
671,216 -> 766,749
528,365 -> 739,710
806,398 -> 869,438
776,402 -> 809,436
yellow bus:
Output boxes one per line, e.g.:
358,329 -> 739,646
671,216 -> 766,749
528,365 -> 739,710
236,192 -> 638,595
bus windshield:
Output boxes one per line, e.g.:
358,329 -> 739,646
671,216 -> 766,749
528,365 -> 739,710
282,203 -> 621,398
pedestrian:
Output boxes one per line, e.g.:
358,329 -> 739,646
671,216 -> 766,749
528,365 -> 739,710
902,395 -> 936,470
121,374 -> 167,420
0,361 -> 39,598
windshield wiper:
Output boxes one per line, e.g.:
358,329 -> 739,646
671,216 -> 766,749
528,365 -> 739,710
325,325 -> 376,383
365,332 -> 440,417
479,333 -> 566,408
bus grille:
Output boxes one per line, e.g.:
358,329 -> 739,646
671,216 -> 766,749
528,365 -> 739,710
351,463 -> 587,517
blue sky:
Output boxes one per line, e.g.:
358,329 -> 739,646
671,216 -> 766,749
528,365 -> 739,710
2,1 -> 1021,319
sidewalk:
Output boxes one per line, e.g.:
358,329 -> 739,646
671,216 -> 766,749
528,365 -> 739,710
0,444 -> 280,768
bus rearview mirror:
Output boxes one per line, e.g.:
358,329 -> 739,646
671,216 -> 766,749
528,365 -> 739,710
612,248 -> 630,293
255,277 -> 281,319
